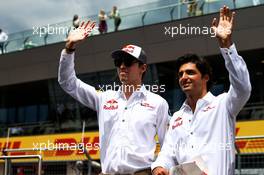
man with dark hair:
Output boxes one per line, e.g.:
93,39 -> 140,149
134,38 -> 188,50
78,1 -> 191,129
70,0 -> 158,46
58,21 -> 169,174
152,5 -> 251,175
174,54 -> 213,91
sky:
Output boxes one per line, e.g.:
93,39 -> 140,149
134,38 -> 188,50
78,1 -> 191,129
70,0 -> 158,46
0,0 -> 160,34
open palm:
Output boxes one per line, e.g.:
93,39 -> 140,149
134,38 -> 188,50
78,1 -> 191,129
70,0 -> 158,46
212,6 -> 235,40
67,20 -> 96,44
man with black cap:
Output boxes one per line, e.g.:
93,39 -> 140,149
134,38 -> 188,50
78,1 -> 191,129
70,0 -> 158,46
58,21 -> 169,174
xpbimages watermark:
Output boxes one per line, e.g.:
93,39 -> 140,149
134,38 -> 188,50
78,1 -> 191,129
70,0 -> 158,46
32,24 -> 70,37
171,142 -> 232,155
32,24 -> 97,37
164,24 -> 231,38
97,82 -> 166,93
33,140 -> 99,153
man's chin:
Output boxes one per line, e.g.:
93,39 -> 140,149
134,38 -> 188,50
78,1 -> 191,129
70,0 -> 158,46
181,87 -> 191,93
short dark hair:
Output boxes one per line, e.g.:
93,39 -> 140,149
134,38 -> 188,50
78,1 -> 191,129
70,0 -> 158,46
175,53 -> 213,91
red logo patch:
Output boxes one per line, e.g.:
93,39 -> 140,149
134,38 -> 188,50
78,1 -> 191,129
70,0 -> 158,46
172,117 -> 183,129
123,45 -> 135,54
141,102 -> 155,109
103,99 -> 118,110
202,105 -> 215,112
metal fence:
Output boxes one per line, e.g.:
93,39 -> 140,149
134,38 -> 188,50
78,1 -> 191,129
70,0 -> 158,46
1,130 -> 263,174
0,147 -> 101,175
235,135 -> 264,175
0,122 -> 101,175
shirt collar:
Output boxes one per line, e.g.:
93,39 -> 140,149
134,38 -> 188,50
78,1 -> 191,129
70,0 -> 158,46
180,91 -> 215,110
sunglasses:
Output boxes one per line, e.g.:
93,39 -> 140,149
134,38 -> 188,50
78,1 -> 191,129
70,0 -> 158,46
114,58 -> 139,67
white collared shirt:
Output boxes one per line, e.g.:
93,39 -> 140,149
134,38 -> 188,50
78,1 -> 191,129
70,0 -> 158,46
151,44 -> 251,175
58,50 -> 169,174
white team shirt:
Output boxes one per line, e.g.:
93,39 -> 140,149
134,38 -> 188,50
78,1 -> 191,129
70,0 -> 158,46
58,50 -> 169,174
151,44 -> 251,175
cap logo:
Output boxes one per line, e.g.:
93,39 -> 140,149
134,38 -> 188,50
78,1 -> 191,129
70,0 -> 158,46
122,45 -> 135,54
122,45 -> 141,58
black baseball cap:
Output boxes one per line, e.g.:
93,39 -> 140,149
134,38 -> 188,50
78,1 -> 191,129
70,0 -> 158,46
111,44 -> 147,64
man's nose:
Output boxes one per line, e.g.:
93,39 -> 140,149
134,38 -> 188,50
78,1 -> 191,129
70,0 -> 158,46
181,72 -> 188,79
120,62 -> 126,68
179,72 -> 189,83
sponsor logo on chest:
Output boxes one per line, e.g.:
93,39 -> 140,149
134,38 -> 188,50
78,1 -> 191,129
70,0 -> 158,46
103,99 -> 118,110
140,102 -> 155,109
202,105 -> 215,112
172,117 -> 183,129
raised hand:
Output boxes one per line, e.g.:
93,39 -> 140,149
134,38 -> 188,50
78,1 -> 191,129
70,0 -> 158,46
211,6 -> 235,48
66,20 -> 96,49
152,167 -> 169,175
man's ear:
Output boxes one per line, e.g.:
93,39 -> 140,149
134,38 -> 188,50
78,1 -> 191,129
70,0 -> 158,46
141,64 -> 147,73
203,74 -> 209,82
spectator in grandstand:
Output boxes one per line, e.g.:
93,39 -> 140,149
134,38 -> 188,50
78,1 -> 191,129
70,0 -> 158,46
23,37 -> 37,49
196,0 -> 205,16
72,14 -> 80,29
98,9 -> 108,34
233,0 -> 237,9
152,5 -> 251,175
109,6 -> 122,32
58,21 -> 169,174
67,14 -> 80,38
182,0 -> 197,17
0,28 -> 8,54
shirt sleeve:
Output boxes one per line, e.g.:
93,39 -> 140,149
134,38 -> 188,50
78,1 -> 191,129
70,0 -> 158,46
156,99 -> 170,146
152,117 -> 177,171
58,49 -> 100,111
220,44 -> 252,118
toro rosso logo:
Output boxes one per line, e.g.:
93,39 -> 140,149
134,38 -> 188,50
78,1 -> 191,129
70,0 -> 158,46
103,99 -> 118,110
202,105 -> 215,112
122,45 -> 135,54
172,117 -> 183,129
141,102 -> 155,109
